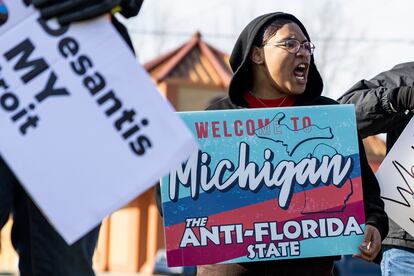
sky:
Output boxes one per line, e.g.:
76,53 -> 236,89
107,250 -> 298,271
121,0 -> 414,100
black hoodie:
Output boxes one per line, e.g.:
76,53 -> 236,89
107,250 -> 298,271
228,12 -> 322,107
203,12 -> 388,272
208,12 -> 332,110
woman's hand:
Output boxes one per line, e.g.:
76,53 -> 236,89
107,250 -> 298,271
352,224 -> 382,262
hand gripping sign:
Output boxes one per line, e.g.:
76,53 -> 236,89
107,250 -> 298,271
160,105 -> 366,267
0,0 -> 197,244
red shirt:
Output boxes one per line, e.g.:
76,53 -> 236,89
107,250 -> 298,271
243,91 -> 295,108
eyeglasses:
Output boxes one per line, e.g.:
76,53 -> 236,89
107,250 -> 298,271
264,39 -> 315,55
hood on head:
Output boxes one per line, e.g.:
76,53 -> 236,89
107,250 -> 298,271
229,12 -> 323,106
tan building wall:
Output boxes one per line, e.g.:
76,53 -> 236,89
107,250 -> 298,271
93,186 -> 164,273
176,87 -> 226,111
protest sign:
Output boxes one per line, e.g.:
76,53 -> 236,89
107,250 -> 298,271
376,116 -> 414,237
0,0 -> 197,244
160,105 -> 366,266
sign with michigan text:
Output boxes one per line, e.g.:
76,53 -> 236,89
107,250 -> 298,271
160,105 -> 366,266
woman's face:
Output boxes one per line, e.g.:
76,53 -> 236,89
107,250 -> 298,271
261,22 -> 311,96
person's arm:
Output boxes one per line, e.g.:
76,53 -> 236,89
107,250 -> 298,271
338,79 -> 413,138
0,157 -> 17,229
353,135 -> 388,261
32,0 -> 144,25
32,0 -> 143,53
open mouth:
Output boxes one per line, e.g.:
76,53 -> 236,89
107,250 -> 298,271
293,63 -> 308,83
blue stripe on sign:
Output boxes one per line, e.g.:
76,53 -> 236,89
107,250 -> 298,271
0,6 -> 7,14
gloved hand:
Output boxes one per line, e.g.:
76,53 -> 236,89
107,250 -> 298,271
32,0 -> 144,25
389,86 -> 414,112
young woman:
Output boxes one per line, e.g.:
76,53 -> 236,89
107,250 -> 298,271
199,12 -> 388,276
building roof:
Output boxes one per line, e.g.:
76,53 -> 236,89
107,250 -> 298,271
144,32 -> 232,88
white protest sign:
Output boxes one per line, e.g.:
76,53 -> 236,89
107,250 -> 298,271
0,0 -> 197,244
376,116 -> 414,237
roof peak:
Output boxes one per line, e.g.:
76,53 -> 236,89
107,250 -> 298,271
193,31 -> 202,40
144,31 -> 231,87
